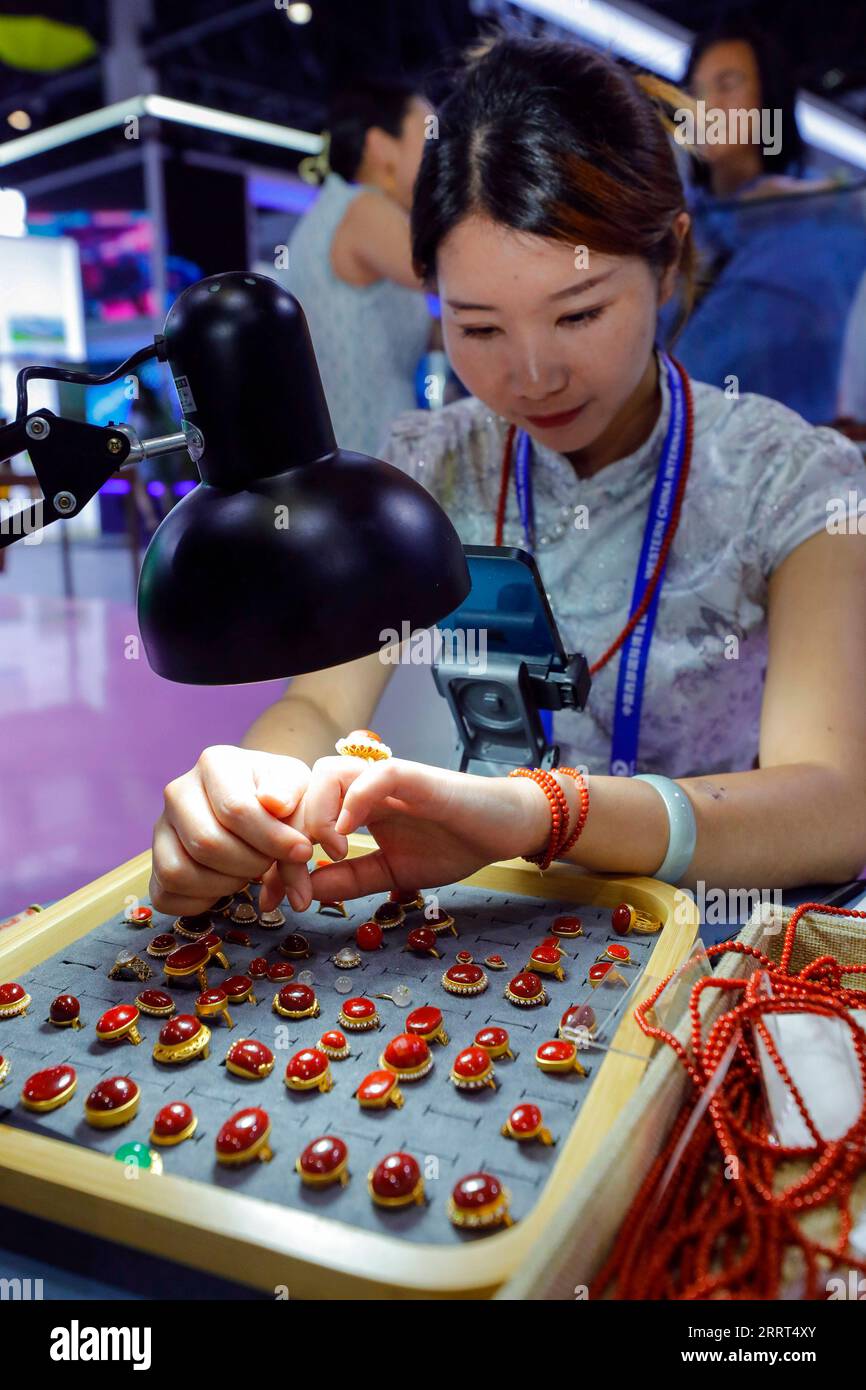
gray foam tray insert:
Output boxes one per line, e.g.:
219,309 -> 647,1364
0,881 -> 654,1246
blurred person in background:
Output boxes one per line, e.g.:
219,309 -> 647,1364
286,78 -> 435,455
837,271 -> 866,436
664,13 -> 866,424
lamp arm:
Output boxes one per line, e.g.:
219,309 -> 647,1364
114,427 -> 190,468
0,338 -> 171,550
0,413 -> 137,549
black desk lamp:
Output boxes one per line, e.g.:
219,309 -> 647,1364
0,272 -> 471,682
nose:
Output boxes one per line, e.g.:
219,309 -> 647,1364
508,337 -> 569,403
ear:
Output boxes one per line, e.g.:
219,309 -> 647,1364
363,124 -> 393,171
658,211 -> 691,306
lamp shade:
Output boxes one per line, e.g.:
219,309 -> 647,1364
137,272 -> 470,683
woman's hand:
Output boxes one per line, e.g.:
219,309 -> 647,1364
150,745 -> 314,916
296,755 -> 551,907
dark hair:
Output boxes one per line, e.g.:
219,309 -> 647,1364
411,36 -> 695,318
325,79 -> 419,183
684,14 -> 805,186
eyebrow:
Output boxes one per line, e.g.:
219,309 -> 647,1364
445,270 -> 614,312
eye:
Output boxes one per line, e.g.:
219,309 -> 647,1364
458,324 -> 501,339
559,306 -> 604,329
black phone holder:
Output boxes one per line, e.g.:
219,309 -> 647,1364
432,647 -> 591,774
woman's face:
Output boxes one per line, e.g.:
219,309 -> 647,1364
437,214 -> 665,452
689,39 -> 763,169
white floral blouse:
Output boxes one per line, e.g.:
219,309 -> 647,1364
379,363 -> 865,777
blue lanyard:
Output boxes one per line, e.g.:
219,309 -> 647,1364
510,353 -> 688,773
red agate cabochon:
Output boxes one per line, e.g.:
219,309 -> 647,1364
226,1038 -> 274,1073
277,983 -> 316,1010
452,1045 -> 491,1078
373,902 -> 403,921
158,1014 -> 204,1045
176,912 -> 211,932
165,942 -> 209,969
249,957 -> 269,978
197,987 -> 227,1007
370,1152 -> 421,1200
451,1172 -> 505,1209
320,1029 -> 348,1051
126,905 -> 152,922
444,964 -> 485,986
149,934 -> 177,951
49,994 -> 80,1022
508,1103 -> 544,1135
356,921 -> 383,951
137,988 -> 174,1010
223,975 -> 254,996
406,1006 -> 443,1035
225,929 -> 253,947
96,1003 -> 139,1033
0,982 -> 27,1005
280,934 -> 310,954
152,1101 -> 194,1137
22,1064 -> 76,1104
537,1039 -> 577,1064
86,1076 -> 139,1111
606,943 -> 631,962
552,914 -> 582,935
286,1048 -> 329,1081
356,1070 -> 398,1102
342,996 -> 377,1020
475,1026 -> 509,1050
268,962 -> 295,982
611,904 -> 634,934
508,971 -> 544,998
216,1107 -> 270,1156
530,944 -> 562,963
589,962 -> 615,983
406,928 -> 438,952
299,1135 -> 347,1176
382,1034 -> 430,1070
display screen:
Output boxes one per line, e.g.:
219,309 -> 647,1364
436,545 -> 567,663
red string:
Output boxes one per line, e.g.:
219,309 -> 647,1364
592,902 -> 866,1300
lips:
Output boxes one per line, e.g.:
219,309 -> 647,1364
523,404 -> 585,429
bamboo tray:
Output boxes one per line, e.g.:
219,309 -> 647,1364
0,835 -> 698,1298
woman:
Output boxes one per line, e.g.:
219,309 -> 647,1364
668,16 -> 866,423
150,37 -> 866,919
286,78 -> 434,455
